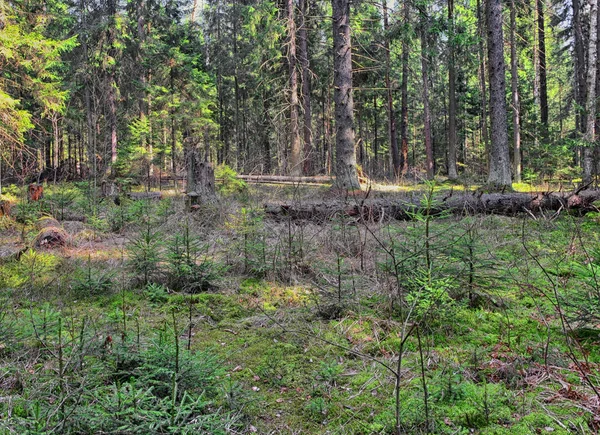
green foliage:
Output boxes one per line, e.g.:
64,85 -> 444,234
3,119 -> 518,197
0,249 -> 59,290
70,258 -> 113,297
145,282 -> 170,304
46,185 -> 81,220
165,222 -> 221,292
13,201 -> 43,225
215,164 -> 247,196
127,221 -> 163,287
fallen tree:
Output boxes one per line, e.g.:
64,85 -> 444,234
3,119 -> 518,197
263,189 -> 600,222
238,175 -> 333,184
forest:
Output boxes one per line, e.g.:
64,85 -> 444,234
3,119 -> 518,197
2,0 -> 600,433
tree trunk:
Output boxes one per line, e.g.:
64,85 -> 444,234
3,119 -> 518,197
477,0 -> 490,171
332,0 -> 360,190
510,0 -> 522,183
399,0 -> 410,176
420,23 -> 434,180
299,0 -> 313,175
536,0 -> 548,138
186,147 -> 217,210
383,2 -> 400,178
107,0 -> 118,167
287,0 -> 302,176
574,0 -> 586,136
486,0 -> 512,187
584,0 -> 598,184
447,0 -> 458,179
264,190 -> 600,222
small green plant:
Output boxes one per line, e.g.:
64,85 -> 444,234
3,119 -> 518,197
46,185 -> 80,220
317,360 -> 343,386
305,397 -> 328,420
215,164 -> 247,196
71,257 -> 113,297
166,221 -> 221,293
145,282 -> 169,303
127,220 -> 163,286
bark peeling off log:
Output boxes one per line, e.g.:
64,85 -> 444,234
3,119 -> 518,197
263,190 -> 600,222
127,192 -> 162,200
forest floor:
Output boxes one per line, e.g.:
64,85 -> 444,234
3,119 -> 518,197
0,179 -> 599,434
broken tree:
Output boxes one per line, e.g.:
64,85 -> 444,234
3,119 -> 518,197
263,189 -> 600,222
185,147 -> 217,210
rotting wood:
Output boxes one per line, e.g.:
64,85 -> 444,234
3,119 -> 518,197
127,191 -> 162,200
28,184 -> 44,201
263,190 -> 600,222
238,175 -> 334,184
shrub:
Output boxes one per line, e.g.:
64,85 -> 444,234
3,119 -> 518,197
215,164 -> 247,196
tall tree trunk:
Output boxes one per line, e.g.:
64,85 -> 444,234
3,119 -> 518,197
299,0 -> 313,175
383,2 -> 400,178
487,0 -> 512,186
81,0 -> 96,189
420,22 -> 434,180
584,0 -> 599,184
510,0 -> 521,182
232,4 -> 240,169
447,0 -> 458,179
477,0 -> 490,170
574,0 -> 586,136
287,0 -> 302,176
332,0 -> 360,189
399,1 -> 410,175
107,0 -> 118,167
536,0 -> 548,139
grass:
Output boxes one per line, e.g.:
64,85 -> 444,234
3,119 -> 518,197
0,180 -> 599,433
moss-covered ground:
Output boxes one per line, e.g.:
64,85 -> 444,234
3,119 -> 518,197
0,180 -> 599,434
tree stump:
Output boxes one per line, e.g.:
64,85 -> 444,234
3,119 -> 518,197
185,148 -> 217,211
28,184 -> 44,201
0,199 -> 13,216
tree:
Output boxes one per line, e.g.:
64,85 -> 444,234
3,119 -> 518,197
287,0 -> 302,176
583,0 -> 598,184
510,0 -> 521,182
399,0 -> 410,176
536,0 -> 548,139
332,0 -> 360,189
383,1 -> 400,178
486,0 -> 512,187
420,13 -> 434,180
299,0 -> 313,175
447,0 -> 458,179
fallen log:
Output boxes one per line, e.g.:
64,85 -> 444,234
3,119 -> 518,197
34,226 -> 68,248
126,191 -> 162,200
238,175 -> 334,184
263,190 -> 600,222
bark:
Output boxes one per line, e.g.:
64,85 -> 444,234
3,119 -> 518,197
583,0 -> 598,184
447,0 -> 458,179
399,0 -> 410,175
477,0 -> 490,169
127,191 -> 163,200
486,0 -> 512,186
332,0 -> 360,190
28,184 -> 44,201
264,190 -> 600,222
420,23 -> 434,180
574,0 -> 586,135
510,0 -> 522,182
299,0 -> 313,175
383,2 -> 400,177
185,147 -> 216,209
287,0 -> 302,176
537,0 -> 548,136
239,174 -> 332,184
107,0 -> 118,166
